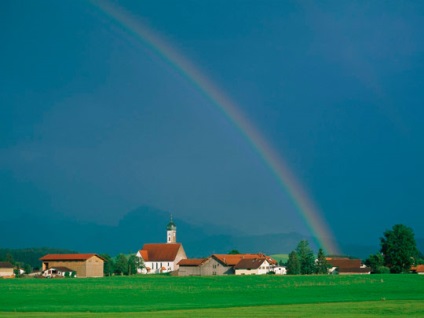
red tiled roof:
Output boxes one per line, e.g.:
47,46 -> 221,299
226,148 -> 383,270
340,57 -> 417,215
178,258 -> 208,266
141,243 -> 182,261
326,258 -> 362,269
138,250 -> 149,260
0,262 -> 14,268
234,258 -> 267,270
411,265 -> 424,273
39,254 -> 104,261
212,254 -> 275,266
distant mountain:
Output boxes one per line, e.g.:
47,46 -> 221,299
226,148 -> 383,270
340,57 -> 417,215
1,206 -> 411,261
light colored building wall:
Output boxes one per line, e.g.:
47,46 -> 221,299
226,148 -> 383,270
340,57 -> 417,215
235,260 -> 270,275
273,266 -> 287,275
85,256 -> 104,277
0,268 -> 14,277
201,258 -> 233,276
145,261 -> 174,274
235,268 -> 259,275
178,266 -> 201,276
174,246 -> 187,271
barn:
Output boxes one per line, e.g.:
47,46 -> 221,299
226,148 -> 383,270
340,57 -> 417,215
40,254 -> 104,278
0,262 -> 15,278
178,258 -> 209,276
326,257 -> 371,275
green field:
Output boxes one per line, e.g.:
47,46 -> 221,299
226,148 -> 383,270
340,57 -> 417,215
1,275 -> 423,317
270,253 -> 288,263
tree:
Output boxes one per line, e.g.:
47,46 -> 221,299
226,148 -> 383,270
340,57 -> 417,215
364,253 -> 389,274
114,254 -> 128,275
101,254 -> 115,276
286,251 -> 300,275
5,253 -> 14,265
296,240 -> 315,275
380,224 -> 418,273
315,248 -> 329,274
417,251 -> 424,265
128,255 -> 142,275
228,249 -> 240,254
23,263 -> 32,275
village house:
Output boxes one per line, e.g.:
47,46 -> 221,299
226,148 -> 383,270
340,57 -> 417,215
40,254 -> 104,278
326,257 -> 371,275
411,265 -> 424,274
178,253 -> 277,276
136,217 -> 187,274
0,262 -> 15,278
234,258 -> 271,275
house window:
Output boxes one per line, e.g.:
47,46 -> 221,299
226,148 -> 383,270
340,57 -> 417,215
213,271 -> 216,275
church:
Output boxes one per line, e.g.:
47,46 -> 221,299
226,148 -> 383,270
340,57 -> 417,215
136,217 -> 187,274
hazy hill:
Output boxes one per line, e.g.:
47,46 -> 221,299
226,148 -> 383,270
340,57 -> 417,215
1,206 -> 419,260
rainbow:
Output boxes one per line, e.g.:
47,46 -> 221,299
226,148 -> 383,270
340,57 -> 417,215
90,0 -> 340,254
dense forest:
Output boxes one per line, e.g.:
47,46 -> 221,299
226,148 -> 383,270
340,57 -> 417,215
0,247 -> 78,269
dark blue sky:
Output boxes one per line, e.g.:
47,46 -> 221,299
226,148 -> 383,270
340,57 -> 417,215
1,0 -> 423,248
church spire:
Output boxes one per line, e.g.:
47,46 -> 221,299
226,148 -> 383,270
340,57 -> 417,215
166,214 -> 177,243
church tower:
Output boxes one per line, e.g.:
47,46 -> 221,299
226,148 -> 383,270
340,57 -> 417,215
166,215 -> 177,243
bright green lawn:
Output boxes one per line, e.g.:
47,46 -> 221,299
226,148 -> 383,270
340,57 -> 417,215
1,275 -> 423,317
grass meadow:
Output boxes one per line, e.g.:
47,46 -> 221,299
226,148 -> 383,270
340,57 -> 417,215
1,274 -> 423,317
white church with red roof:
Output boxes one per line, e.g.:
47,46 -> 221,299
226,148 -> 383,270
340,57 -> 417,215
136,217 -> 187,274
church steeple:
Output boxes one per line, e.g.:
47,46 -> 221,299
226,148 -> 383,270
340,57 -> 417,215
166,214 -> 177,243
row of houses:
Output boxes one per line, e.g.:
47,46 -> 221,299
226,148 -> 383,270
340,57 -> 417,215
134,218 -> 284,276
178,254 -> 284,276
3,218 -> 421,278
134,218 -> 370,276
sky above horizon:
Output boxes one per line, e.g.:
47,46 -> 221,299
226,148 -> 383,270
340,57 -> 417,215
1,0 -> 424,250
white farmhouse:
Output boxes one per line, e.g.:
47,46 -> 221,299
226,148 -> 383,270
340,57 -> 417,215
234,258 -> 271,275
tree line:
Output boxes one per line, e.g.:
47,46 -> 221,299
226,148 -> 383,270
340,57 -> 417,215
285,224 -> 423,275
2,224 -> 421,276
101,254 -> 145,276
0,247 -> 78,271
285,240 -> 330,275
